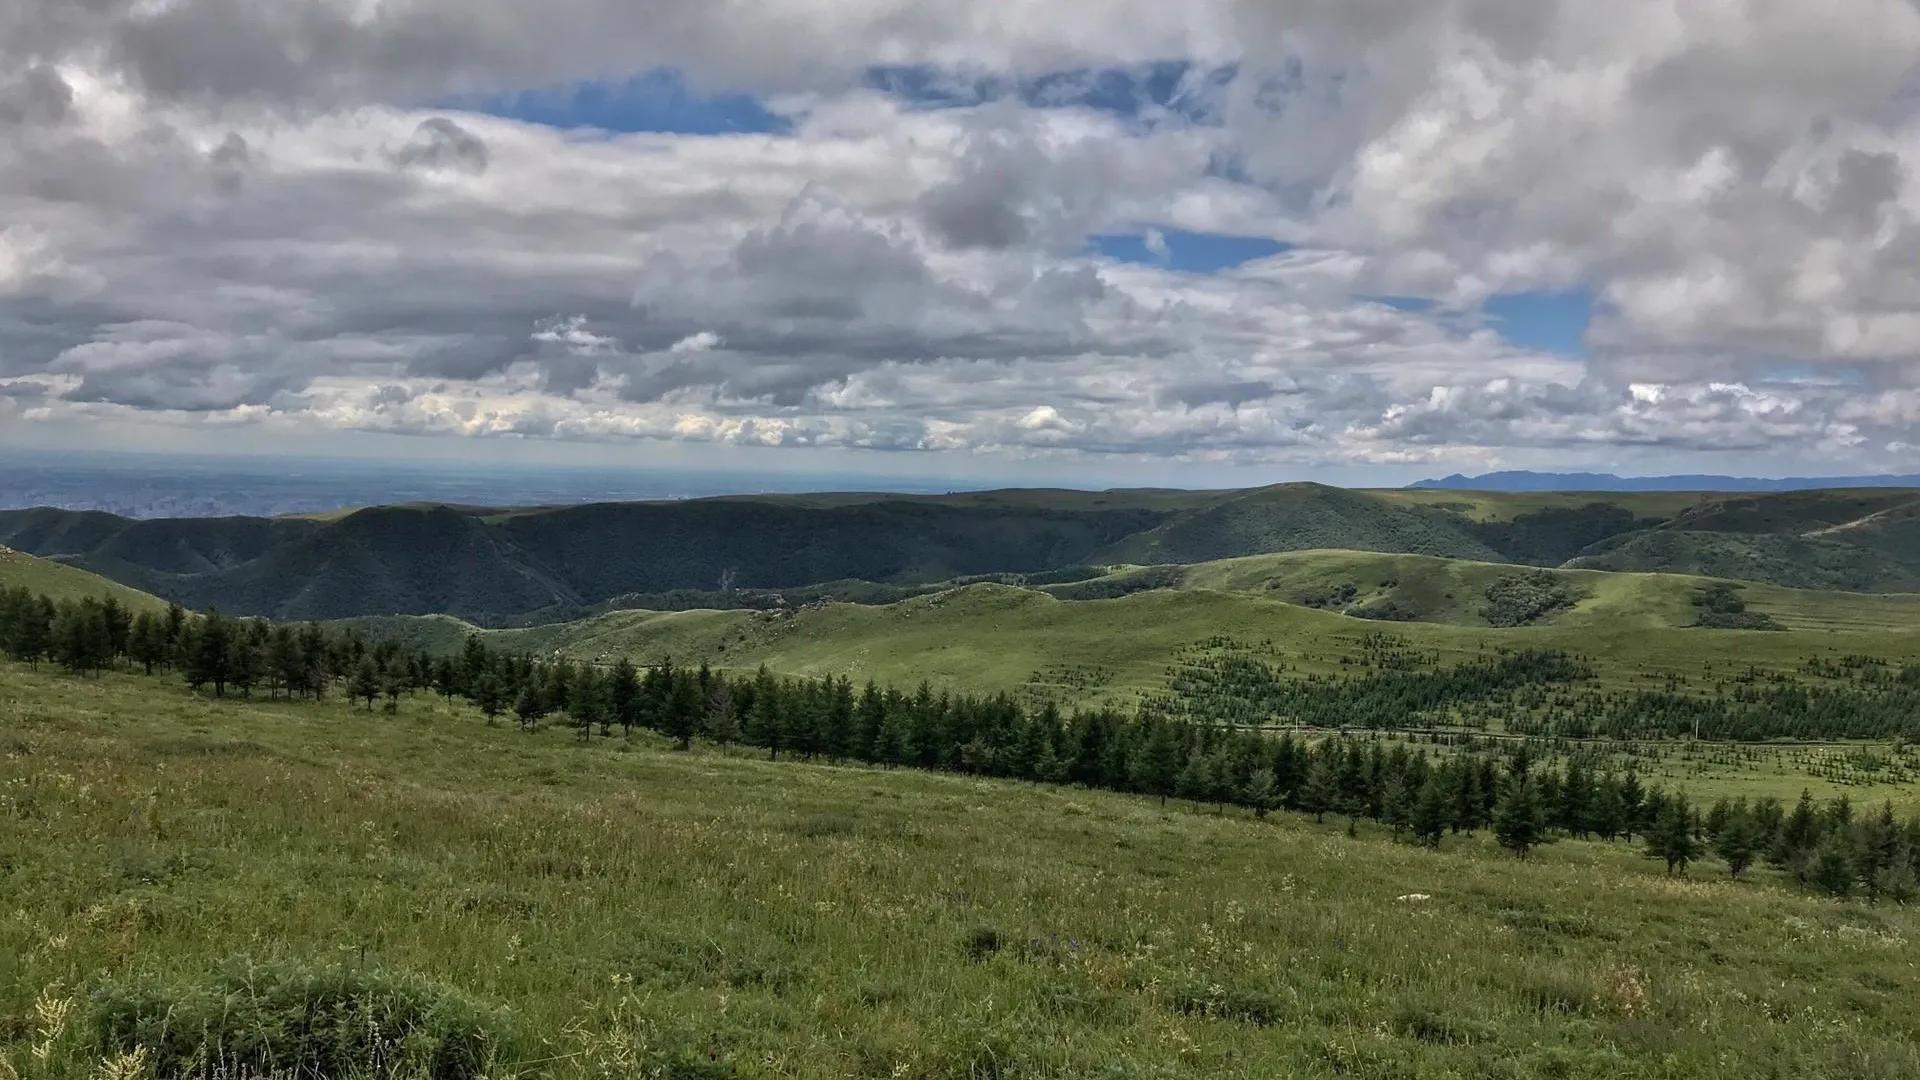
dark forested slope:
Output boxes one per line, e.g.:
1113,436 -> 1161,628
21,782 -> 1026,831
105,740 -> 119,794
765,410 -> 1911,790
4,483 -> 1917,619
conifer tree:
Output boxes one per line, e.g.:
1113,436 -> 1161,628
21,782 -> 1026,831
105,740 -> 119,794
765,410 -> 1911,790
1715,809 -> 1757,879
572,667 -> 611,738
820,676 -> 854,762
1810,836 -> 1856,897
379,660 -> 407,712
852,680 -> 885,761
1410,773 -> 1450,848
129,611 -> 167,675
474,673 -> 506,725
350,657 -> 381,709
1495,776 -> 1546,858
1243,768 -> 1279,820
873,697 -> 909,767
1704,797 -> 1731,840
1617,771 -> 1646,840
163,603 -> 186,651
610,658 -> 641,735
664,667 -> 702,749
1451,760 -> 1483,834
704,679 -> 739,746
100,596 -> 131,657
228,629 -> 262,697
1858,802 -> 1903,894
1380,769 -> 1413,833
433,657 -> 458,699
1772,790 -> 1822,874
1301,748 -> 1339,824
1590,777 -> 1625,841
514,682 -> 546,729
1557,760 -> 1592,838
1648,794 -> 1699,875
188,609 -> 234,696
1130,720 -> 1183,804
1173,750 -> 1206,808
746,668 -> 785,759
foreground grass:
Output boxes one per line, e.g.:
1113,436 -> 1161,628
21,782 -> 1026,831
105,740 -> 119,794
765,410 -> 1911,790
4,664 -> 1919,1079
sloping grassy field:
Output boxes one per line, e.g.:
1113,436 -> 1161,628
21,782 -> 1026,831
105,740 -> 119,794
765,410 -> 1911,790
341,555 -> 1920,710
3,662 -> 1917,1079
0,545 -> 168,612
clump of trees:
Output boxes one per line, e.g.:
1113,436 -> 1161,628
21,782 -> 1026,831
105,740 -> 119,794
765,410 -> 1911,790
1691,582 -> 1784,631
1480,571 -> 1580,627
5,583 -> 1918,903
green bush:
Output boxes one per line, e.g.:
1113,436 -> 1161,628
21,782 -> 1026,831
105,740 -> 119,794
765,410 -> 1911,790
1296,581 -> 1358,609
92,961 -> 513,1079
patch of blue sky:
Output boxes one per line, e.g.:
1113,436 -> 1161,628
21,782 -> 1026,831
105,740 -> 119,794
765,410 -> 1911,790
1483,288 -> 1594,357
465,69 -> 789,135
1364,296 -> 1436,313
1091,229 -> 1289,272
867,61 -> 1231,124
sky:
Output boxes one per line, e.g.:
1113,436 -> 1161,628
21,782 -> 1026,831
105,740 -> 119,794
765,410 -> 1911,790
2,2 -> 1919,488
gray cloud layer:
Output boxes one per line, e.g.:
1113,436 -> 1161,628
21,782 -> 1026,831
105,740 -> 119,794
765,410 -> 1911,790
2,1 -> 1918,475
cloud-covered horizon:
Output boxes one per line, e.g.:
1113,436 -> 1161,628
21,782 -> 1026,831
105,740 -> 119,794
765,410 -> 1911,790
3,1 -> 1919,482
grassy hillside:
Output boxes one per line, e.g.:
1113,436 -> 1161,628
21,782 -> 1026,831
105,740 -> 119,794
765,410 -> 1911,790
0,544 -> 168,612
351,565 -> 1920,715
1051,549 -> 1920,631
1567,529 -> 1920,592
1094,484 -> 1504,564
6,662 -> 1918,1079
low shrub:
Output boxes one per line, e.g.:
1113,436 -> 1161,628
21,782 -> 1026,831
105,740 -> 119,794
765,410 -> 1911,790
962,926 -> 1005,961
92,960 -> 513,1080
1348,598 -> 1420,622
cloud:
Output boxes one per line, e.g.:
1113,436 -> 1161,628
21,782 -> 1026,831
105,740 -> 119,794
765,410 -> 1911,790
0,64 -> 73,127
389,117 -> 489,174
2,1 -> 1919,480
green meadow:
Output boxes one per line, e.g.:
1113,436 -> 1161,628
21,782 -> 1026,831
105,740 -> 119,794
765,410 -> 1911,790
4,662 -> 1919,1080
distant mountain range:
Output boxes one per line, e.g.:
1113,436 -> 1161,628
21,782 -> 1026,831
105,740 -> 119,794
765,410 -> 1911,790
1410,470 -> 1920,492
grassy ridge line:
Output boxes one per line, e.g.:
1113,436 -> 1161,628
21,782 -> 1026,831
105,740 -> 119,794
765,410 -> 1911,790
0,544 -> 169,612
1368,488 -> 1708,522
1076,549 -> 1920,632
5,661 -> 1917,1079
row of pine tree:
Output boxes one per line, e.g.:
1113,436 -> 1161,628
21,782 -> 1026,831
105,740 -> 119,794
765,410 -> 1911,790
3,585 -> 1916,899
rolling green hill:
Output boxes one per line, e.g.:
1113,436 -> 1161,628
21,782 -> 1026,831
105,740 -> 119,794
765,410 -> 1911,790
7,483 -> 1920,619
338,553 -> 1920,714
0,545 -> 169,612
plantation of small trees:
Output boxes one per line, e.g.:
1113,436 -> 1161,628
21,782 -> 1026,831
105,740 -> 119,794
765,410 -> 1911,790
1149,634 -> 1920,741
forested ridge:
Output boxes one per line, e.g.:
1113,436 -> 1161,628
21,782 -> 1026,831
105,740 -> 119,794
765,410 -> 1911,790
7,483 -> 1918,620
6,582 -> 1917,903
